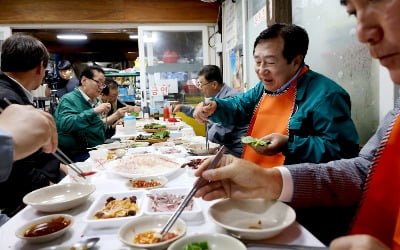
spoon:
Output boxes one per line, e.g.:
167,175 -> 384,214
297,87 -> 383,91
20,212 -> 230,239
72,237 -> 100,249
38,237 -> 100,250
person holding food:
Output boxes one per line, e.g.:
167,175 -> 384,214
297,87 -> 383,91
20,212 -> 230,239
171,65 -> 248,157
193,24 -> 360,243
100,78 -> 141,139
0,34 -> 63,218
54,65 -> 111,162
193,24 -> 359,168
195,1 -> 400,247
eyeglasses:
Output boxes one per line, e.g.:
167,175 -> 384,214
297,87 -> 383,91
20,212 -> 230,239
90,78 -> 106,88
196,80 -> 212,88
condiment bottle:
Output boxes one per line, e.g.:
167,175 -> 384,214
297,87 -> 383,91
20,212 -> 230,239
163,103 -> 170,121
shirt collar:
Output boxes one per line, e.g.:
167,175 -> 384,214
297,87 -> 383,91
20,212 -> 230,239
215,84 -> 227,99
78,87 -> 99,107
6,75 -> 34,104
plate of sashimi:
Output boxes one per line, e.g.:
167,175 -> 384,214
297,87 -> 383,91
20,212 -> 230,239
106,153 -> 183,178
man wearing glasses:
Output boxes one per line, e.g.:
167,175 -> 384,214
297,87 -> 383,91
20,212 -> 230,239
54,65 -> 111,162
171,65 -> 248,157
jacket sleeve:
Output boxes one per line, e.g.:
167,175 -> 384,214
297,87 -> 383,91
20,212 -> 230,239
55,97 -> 99,133
285,105 -> 396,208
210,82 -> 264,126
286,90 -> 359,163
0,129 -> 13,182
181,105 -> 195,118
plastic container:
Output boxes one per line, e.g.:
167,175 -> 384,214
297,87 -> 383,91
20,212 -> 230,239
123,115 -> 136,134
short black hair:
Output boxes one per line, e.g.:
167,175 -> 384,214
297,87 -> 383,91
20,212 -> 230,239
253,23 -> 309,64
102,78 -> 118,95
79,65 -> 105,86
1,33 -> 49,72
198,65 -> 223,85
57,60 -> 72,70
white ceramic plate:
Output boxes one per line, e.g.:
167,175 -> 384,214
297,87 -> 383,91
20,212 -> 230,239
84,190 -> 145,229
23,183 -> 96,212
15,214 -> 73,243
208,199 -> 296,240
126,176 -> 168,190
144,187 -> 202,222
107,153 -> 183,178
119,215 -> 186,250
167,233 -> 246,250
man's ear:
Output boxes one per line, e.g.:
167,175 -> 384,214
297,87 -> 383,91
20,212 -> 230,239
36,62 -> 45,75
292,55 -> 304,67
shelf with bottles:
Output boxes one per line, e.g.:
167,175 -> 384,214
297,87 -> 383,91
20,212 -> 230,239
105,72 -> 141,104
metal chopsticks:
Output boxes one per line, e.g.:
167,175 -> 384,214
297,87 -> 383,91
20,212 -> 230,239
159,145 -> 227,239
51,149 -> 86,179
2,97 -> 86,179
203,98 -> 209,151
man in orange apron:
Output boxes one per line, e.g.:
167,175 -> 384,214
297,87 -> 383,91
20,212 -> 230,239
195,0 -> 400,248
193,24 -> 359,168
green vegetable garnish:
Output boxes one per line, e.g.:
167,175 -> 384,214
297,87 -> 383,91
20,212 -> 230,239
241,136 -> 271,147
182,241 -> 210,250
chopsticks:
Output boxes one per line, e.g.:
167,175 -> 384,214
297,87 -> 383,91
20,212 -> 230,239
159,145 -> 227,239
51,148 -> 86,179
203,98 -> 209,151
2,98 -> 86,179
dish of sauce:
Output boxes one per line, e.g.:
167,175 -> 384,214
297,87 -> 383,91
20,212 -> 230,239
24,216 -> 71,237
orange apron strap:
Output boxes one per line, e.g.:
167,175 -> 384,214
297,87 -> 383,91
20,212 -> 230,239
350,113 -> 400,248
393,209 -> 400,250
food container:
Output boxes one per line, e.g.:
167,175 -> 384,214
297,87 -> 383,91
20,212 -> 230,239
144,187 -> 203,223
84,190 -> 146,229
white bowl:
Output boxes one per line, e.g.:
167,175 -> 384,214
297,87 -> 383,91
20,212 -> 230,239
119,215 -> 186,250
186,142 -> 220,155
23,183 -> 96,212
126,176 -> 168,190
84,190 -> 145,229
208,199 -> 296,240
167,233 -> 246,250
144,187 -> 202,222
15,214 -> 73,243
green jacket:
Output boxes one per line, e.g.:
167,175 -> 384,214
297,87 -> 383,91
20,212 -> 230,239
54,89 -> 105,155
210,70 -> 360,164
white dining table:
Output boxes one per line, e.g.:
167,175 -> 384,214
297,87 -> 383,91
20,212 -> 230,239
0,133 -> 326,250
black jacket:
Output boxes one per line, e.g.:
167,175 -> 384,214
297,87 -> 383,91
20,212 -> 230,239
0,72 -> 64,216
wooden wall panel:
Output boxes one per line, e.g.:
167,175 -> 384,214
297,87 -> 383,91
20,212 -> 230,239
0,0 -> 219,24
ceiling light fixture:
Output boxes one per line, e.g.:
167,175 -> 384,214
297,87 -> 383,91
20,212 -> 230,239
200,0 -> 217,2
129,34 -> 138,39
57,34 -> 88,40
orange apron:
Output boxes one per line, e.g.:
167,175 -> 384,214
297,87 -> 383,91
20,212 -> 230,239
242,66 -> 309,168
350,113 -> 400,249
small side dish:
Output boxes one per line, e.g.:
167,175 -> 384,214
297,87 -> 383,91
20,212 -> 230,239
93,196 -> 139,219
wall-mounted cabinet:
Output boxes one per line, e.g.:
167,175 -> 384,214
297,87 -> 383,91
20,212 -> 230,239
138,25 -> 211,111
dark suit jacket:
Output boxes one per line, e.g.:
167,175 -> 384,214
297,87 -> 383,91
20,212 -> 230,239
0,72 -> 64,216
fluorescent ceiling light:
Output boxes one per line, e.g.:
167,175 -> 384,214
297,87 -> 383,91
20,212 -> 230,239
129,34 -> 138,39
57,34 -> 87,40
